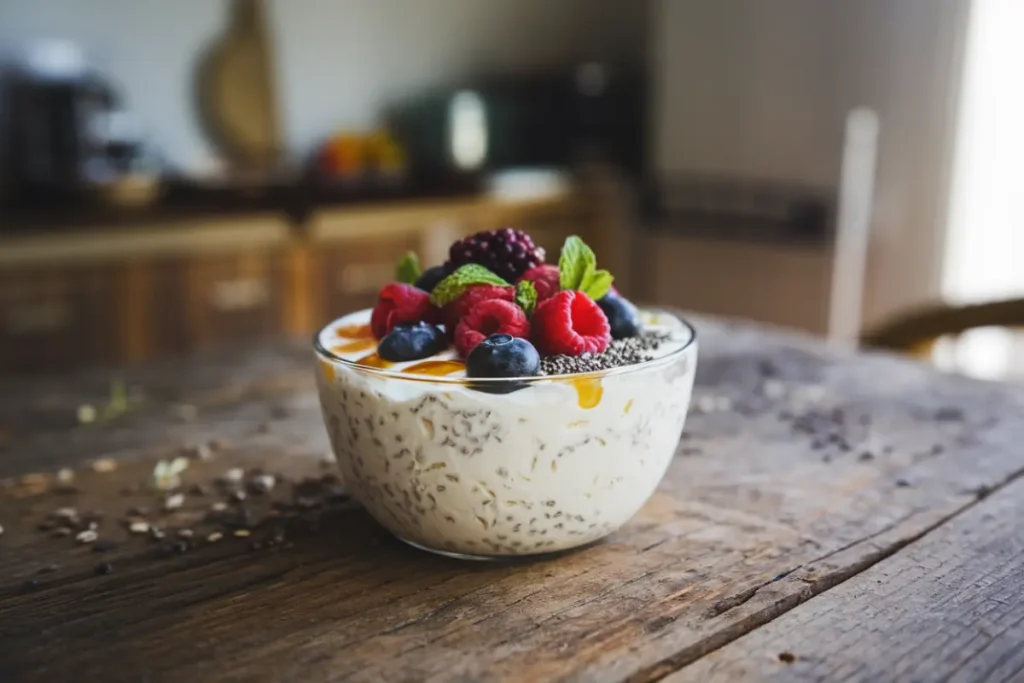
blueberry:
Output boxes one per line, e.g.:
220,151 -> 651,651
466,334 -> 540,382
413,265 -> 448,293
598,293 -> 641,339
378,322 -> 447,362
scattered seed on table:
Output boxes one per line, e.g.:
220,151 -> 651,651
249,475 -> 276,494
129,521 -> 150,534
38,520 -> 56,532
233,529 -> 251,538
52,527 -> 72,538
53,507 -> 78,521
94,562 -> 114,576
230,490 -> 247,503
0,523 -> 4,536
163,493 -> 185,511
56,468 -> 75,484
149,527 -> 166,540
206,532 -> 223,543
91,458 -> 117,473
177,529 -> 194,539
92,540 -> 118,553
210,502 -> 228,512
76,529 -> 98,544
224,468 -> 244,483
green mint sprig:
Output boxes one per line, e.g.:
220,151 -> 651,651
514,280 -> 538,316
395,251 -> 421,284
429,265 -> 509,307
558,235 -> 613,300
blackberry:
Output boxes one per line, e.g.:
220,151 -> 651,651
446,228 -> 545,282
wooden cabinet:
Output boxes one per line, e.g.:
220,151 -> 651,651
0,188 -> 613,375
0,264 -> 122,375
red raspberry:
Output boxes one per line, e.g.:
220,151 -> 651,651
454,299 -> 530,357
371,283 -> 432,339
442,284 -> 515,336
518,264 -> 561,302
531,290 -> 611,356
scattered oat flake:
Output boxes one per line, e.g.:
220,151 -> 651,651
206,532 -> 223,543
52,527 -> 72,537
129,521 -> 150,534
224,468 -> 244,483
0,524 -> 4,536
77,404 -> 97,424
233,529 -> 251,538
76,530 -> 98,544
211,502 -> 228,512
177,529 -> 194,538
150,527 -> 166,540
91,458 -> 117,473
153,457 -> 189,491
53,507 -> 78,520
56,468 -> 75,484
163,493 -> 185,511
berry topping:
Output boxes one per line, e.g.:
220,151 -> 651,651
597,292 -> 641,340
370,283 -> 432,339
466,334 -> 541,379
413,264 -> 448,293
518,264 -> 560,302
446,227 -> 545,282
454,299 -> 530,358
377,322 -> 447,362
531,290 -> 611,356
442,284 -> 515,335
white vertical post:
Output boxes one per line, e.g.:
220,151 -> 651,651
828,108 -> 880,347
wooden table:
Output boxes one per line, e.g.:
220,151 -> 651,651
2,316 -> 1023,682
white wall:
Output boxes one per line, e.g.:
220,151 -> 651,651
0,0 -> 646,171
653,0 -> 970,328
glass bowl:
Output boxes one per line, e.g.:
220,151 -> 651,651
313,309 -> 698,560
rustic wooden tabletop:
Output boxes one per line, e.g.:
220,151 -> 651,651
2,316 -> 1023,683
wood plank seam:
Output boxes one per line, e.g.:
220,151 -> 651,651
625,461 -> 1024,682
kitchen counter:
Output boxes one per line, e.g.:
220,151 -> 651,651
1,313 -> 1022,681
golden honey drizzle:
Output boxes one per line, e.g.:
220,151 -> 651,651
331,338 -> 377,354
402,360 -> 466,377
356,352 -> 395,369
572,377 -> 603,409
335,322 -> 372,339
319,357 -> 336,382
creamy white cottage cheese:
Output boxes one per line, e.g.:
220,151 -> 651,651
315,308 -> 697,557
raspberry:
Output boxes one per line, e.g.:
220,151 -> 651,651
531,290 -> 611,356
454,299 -> 530,357
518,264 -> 561,302
442,284 -> 515,336
446,228 -> 546,282
371,283 -> 432,339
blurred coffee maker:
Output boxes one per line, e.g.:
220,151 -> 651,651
3,41 -> 136,208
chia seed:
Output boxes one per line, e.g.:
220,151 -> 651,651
539,333 -> 669,376
94,562 -> 114,576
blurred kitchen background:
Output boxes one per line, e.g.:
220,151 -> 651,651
0,0 -> 1021,380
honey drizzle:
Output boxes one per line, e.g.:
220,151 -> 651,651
572,377 -> 603,409
331,338 -> 377,354
402,360 -> 466,377
356,352 -> 395,369
319,358 -> 336,383
335,323 -> 372,339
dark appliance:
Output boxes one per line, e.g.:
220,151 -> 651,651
3,43 -> 124,207
387,64 -> 646,180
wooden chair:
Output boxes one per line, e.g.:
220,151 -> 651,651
861,298 -> 1024,358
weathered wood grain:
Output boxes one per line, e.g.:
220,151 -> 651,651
667,474 -> 1024,683
2,317 -> 1024,682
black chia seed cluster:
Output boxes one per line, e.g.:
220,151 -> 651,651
539,333 -> 670,376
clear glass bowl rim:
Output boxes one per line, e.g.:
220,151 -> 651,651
313,307 -> 697,387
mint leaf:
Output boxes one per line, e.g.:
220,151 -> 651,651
558,235 -> 596,291
429,265 -> 508,306
514,280 -> 538,316
579,269 -> 614,300
396,251 -> 421,284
